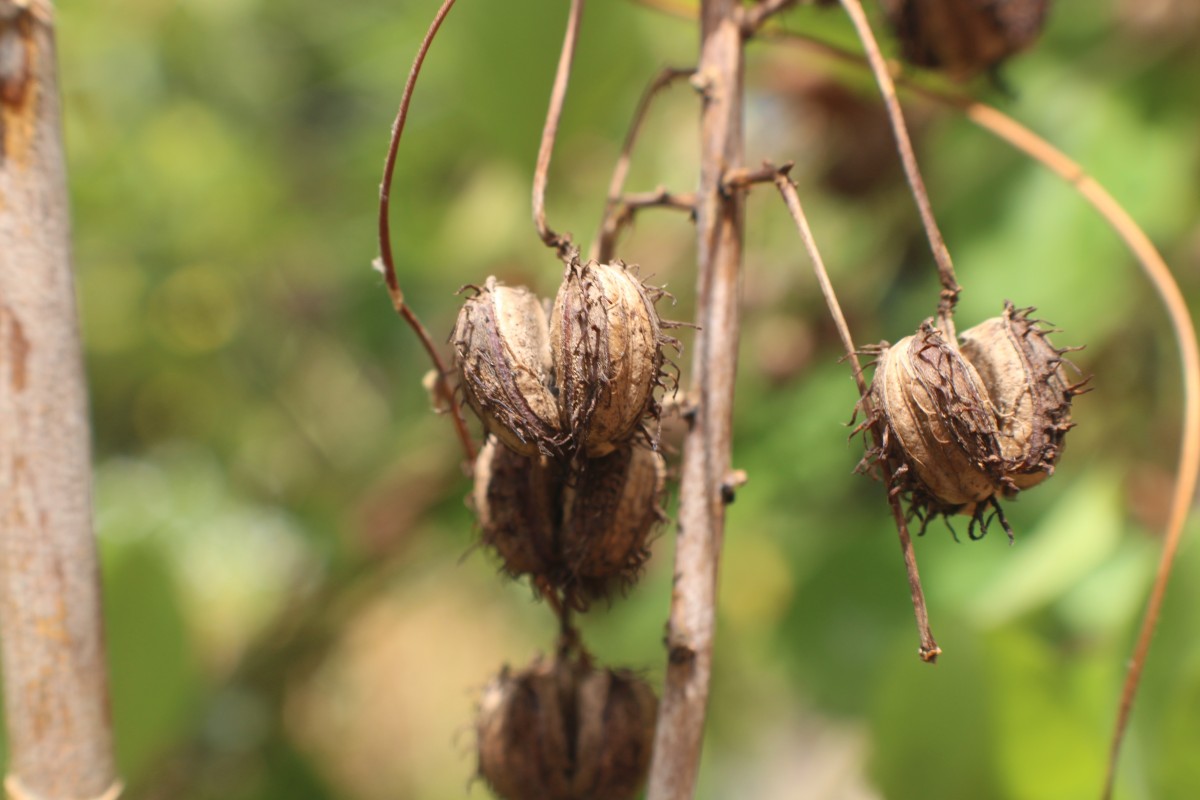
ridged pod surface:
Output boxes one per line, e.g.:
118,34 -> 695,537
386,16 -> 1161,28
880,0 -> 1051,80
452,277 -> 562,457
476,654 -> 657,800
561,444 -> 665,582
473,437 -> 564,579
869,321 -> 1006,512
959,302 -> 1077,489
550,262 -> 665,457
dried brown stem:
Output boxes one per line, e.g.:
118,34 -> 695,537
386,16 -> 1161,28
770,164 -> 938,661
533,0 -> 586,260
0,2 -> 122,797
591,66 -> 695,262
835,0 -> 960,335
376,0 -> 476,463
647,0 -> 745,796
740,0 -> 801,34
595,188 -> 697,264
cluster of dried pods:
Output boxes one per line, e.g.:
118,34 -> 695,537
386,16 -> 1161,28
452,259 -> 675,799
862,302 -> 1086,540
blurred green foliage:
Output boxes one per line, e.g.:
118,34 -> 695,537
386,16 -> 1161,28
8,0 -> 1199,797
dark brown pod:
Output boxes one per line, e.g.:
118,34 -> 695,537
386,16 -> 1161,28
473,437 -> 564,579
550,261 -> 668,457
959,302 -> 1078,490
866,320 -> 1007,516
880,0 -> 1051,81
561,444 -> 666,585
476,653 -> 657,800
452,277 -> 562,457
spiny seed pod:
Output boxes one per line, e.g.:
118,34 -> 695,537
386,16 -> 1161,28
867,321 -> 1007,514
473,437 -> 564,579
561,444 -> 666,585
476,653 -> 657,800
880,0 -> 1051,81
452,277 -> 562,457
959,302 -> 1080,490
550,261 -> 669,457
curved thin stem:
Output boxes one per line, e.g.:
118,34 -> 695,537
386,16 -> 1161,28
836,0 -> 960,335
533,0 -> 586,261
771,165 -> 939,662
376,0 -> 475,463
591,66 -> 696,263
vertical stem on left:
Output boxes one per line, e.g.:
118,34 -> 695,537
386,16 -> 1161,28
0,3 -> 121,799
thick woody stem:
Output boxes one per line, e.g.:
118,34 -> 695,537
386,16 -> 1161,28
0,2 -> 122,798
836,0 -> 960,336
533,0 -> 585,261
646,0 -> 744,797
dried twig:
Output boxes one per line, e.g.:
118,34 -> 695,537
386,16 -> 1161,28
0,2 -> 122,798
767,163 -> 939,661
595,188 -> 697,263
591,66 -> 695,262
835,0 -> 960,335
376,0 -> 476,463
533,0 -> 586,261
740,0 -> 801,35
647,0 -> 745,796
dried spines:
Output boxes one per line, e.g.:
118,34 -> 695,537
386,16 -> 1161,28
880,0 -> 1051,80
550,261 -> 670,457
476,653 -> 657,800
452,278 -> 563,457
959,302 -> 1081,489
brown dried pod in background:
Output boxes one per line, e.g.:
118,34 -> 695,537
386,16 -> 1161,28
452,277 -> 562,457
473,437 -> 564,580
879,0 -> 1051,81
866,320 -> 1008,521
476,653 -> 657,800
959,301 -> 1082,490
561,444 -> 666,590
550,261 -> 671,457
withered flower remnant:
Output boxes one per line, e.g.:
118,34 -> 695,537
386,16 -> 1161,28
452,277 -> 563,457
476,653 -> 657,800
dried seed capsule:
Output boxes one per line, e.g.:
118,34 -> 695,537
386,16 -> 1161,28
880,0 -> 1051,81
452,277 -> 562,457
473,437 -> 564,579
476,653 -> 657,800
959,302 -> 1078,490
868,321 -> 1006,514
550,262 -> 666,457
561,444 -> 665,589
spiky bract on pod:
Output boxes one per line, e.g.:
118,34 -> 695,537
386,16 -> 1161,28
452,277 -> 563,457
880,0 -> 1051,80
476,652 -> 657,800
959,301 -> 1082,490
550,261 -> 672,457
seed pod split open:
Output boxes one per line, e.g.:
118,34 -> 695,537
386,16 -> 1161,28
476,653 -> 657,800
550,261 -> 671,457
452,277 -> 563,457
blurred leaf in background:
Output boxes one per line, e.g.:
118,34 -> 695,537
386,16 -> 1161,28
9,0 -> 1196,797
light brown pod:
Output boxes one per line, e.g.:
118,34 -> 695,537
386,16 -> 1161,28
868,321 -> 1006,513
452,277 -> 562,457
959,302 -> 1078,490
561,444 -> 665,584
550,261 -> 666,457
880,0 -> 1051,81
476,653 -> 657,800
473,437 -> 564,579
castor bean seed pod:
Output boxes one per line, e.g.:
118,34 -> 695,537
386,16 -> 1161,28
473,437 -> 564,579
561,444 -> 665,592
452,277 -> 562,457
880,0 -> 1051,81
476,653 -> 657,800
959,302 -> 1078,490
869,321 -> 1007,511
550,262 -> 666,457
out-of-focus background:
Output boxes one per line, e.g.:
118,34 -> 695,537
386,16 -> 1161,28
5,0 -> 1198,797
